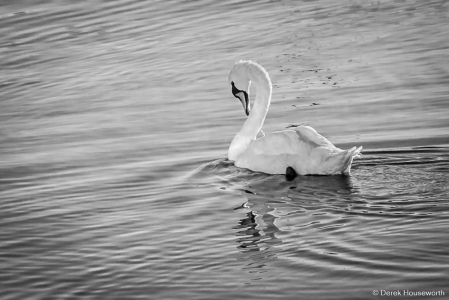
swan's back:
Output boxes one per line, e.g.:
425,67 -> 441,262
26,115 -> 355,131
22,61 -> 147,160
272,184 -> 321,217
234,126 -> 361,175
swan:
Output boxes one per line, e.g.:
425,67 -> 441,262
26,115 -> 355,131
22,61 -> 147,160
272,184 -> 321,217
227,60 -> 362,176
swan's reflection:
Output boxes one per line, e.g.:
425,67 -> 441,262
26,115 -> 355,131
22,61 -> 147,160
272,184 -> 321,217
233,193 -> 283,276
231,173 -> 362,278
258,173 -> 361,196
234,211 -> 261,251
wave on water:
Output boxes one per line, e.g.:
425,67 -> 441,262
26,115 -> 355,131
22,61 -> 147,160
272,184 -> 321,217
180,145 -> 449,293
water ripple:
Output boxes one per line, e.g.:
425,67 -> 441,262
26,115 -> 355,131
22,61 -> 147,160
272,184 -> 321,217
1,0 -> 449,299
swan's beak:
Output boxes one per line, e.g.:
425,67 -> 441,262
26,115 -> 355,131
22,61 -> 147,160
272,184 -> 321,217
235,91 -> 250,116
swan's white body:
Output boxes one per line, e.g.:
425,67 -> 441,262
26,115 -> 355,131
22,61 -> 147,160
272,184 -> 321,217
228,60 -> 362,175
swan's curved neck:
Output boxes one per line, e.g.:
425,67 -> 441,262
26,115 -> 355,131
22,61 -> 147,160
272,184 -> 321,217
228,64 -> 272,160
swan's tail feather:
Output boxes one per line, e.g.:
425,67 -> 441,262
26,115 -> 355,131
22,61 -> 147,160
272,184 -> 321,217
349,146 -> 363,158
341,146 -> 363,175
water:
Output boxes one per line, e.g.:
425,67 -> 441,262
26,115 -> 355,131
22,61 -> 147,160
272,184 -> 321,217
1,0 -> 448,299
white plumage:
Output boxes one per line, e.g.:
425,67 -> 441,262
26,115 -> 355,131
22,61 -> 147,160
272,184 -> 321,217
227,60 -> 362,175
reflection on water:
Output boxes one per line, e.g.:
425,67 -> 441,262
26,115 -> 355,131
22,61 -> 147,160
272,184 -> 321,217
1,0 -> 449,299
206,147 -> 449,292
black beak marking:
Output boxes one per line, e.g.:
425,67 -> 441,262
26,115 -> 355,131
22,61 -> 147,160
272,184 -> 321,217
231,81 -> 250,116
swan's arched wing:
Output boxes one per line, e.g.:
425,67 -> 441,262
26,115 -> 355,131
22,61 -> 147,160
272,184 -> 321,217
247,126 -> 338,158
293,126 -> 336,149
235,126 -> 354,175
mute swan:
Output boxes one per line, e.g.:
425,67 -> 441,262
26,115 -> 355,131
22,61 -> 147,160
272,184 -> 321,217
228,60 -> 362,176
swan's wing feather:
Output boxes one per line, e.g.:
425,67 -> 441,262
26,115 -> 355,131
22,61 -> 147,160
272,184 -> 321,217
247,126 -> 338,157
237,126 -> 349,174
249,130 -> 308,156
293,126 -> 336,149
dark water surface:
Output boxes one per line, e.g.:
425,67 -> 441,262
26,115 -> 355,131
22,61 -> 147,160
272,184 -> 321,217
1,0 -> 448,299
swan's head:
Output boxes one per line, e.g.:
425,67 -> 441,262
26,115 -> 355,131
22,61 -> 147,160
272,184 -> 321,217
228,63 -> 251,116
